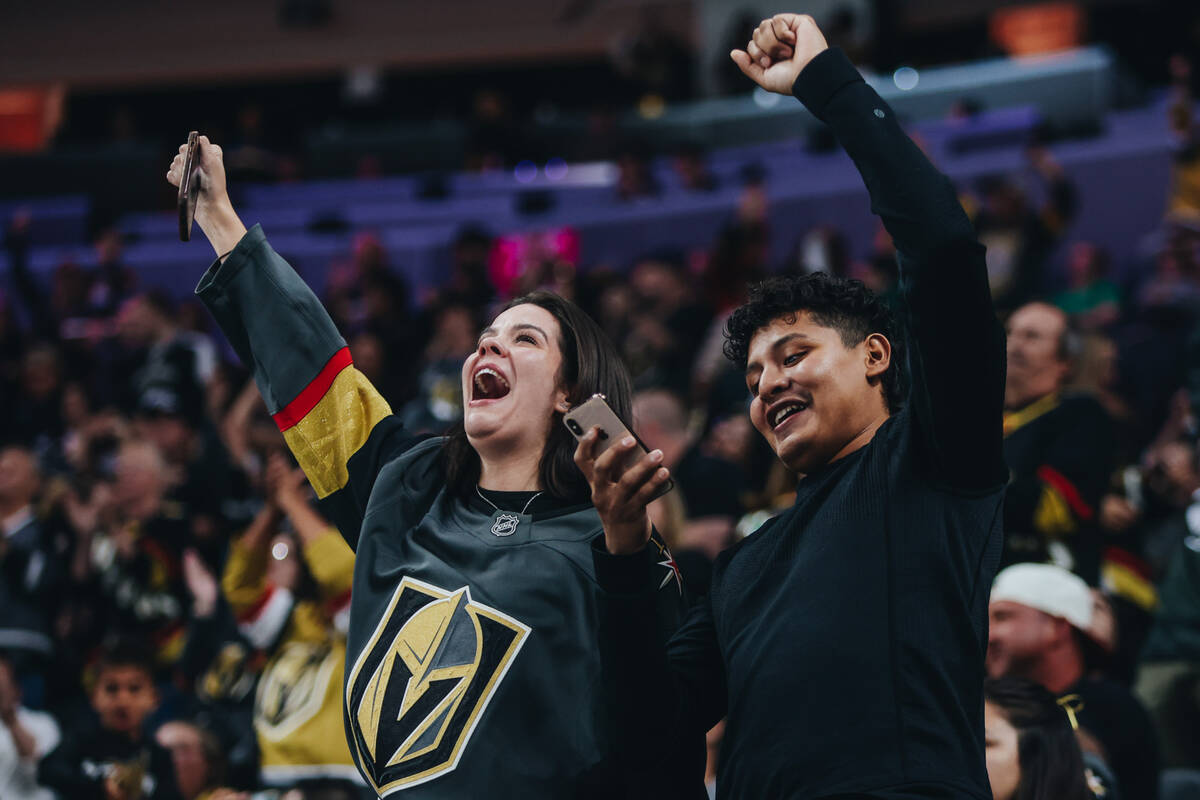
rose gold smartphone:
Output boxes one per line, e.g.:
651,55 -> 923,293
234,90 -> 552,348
564,393 -> 674,500
178,130 -> 201,242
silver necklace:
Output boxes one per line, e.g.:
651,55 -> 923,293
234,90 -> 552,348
476,487 -> 543,537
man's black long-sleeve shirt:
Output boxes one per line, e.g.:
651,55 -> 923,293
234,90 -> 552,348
595,48 -> 1007,799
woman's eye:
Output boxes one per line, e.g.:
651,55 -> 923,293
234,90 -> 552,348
516,334 -> 537,344
784,351 -> 805,366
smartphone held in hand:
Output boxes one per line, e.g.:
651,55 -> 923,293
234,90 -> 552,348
178,130 -> 201,242
564,394 -> 674,501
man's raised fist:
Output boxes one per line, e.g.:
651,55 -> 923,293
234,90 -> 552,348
730,14 -> 829,95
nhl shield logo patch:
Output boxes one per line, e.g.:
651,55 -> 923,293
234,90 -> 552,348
490,512 -> 520,537
345,576 -> 530,795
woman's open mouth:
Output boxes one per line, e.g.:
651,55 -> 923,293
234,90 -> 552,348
471,366 -> 512,403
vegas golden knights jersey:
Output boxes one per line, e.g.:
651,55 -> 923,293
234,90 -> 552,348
198,227 -> 700,798
223,530 -> 360,785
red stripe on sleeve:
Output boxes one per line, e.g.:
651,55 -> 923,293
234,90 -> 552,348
1102,546 -> 1152,579
236,584 -> 277,624
1035,465 -> 1094,521
272,347 -> 354,432
325,588 -> 352,616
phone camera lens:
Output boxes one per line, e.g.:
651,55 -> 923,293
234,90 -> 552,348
598,430 -> 608,440
567,420 -> 583,435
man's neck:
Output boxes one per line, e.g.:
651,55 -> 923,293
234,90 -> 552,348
1033,645 -> 1085,695
828,410 -> 890,466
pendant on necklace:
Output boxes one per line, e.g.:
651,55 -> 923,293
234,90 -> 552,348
491,513 -> 521,537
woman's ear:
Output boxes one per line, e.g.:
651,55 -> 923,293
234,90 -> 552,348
552,385 -> 573,415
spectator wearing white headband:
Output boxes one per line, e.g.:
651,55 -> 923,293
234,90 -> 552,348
988,563 -> 1161,800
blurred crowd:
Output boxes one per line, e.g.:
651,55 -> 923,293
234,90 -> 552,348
2,52 -> 1200,800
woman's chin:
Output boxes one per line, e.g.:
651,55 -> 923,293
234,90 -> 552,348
464,408 -> 516,443
464,417 -> 499,442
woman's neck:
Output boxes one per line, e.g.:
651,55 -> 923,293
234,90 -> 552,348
477,448 -> 543,492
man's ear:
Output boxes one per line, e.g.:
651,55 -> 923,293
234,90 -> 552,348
864,333 -> 892,379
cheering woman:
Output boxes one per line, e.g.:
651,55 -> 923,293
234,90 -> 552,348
167,138 -> 695,799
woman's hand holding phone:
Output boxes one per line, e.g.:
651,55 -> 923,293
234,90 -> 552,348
573,427 -> 672,555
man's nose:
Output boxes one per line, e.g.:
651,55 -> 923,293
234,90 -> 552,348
760,367 -> 790,396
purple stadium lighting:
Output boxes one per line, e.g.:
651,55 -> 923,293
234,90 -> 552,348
514,160 -> 538,183
545,158 -> 568,181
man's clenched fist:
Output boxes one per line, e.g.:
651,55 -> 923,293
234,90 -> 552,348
730,14 -> 828,95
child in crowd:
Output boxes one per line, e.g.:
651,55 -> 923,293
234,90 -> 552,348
38,641 -> 181,800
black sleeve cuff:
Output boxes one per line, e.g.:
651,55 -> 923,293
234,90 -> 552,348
591,534 -> 659,595
791,47 -> 865,121
194,223 -> 267,299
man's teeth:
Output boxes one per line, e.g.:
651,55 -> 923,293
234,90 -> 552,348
773,403 -> 807,427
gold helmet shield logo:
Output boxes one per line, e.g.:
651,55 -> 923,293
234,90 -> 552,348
346,576 -> 530,795
256,641 -> 340,741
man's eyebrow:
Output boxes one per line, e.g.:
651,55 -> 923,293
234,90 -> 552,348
745,332 -> 812,375
773,332 -> 812,347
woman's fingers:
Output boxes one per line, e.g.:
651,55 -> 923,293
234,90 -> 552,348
166,149 -> 186,186
572,427 -> 600,481
577,430 -> 668,525
615,448 -> 664,498
629,466 -> 672,509
591,433 -> 638,485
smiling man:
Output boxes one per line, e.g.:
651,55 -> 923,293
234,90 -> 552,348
588,13 -> 1008,799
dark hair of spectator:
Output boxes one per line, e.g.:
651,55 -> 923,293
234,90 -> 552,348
984,677 -> 1093,800
722,272 -> 904,411
705,221 -> 768,311
453,224 -> 493,250
442,290 -> 633,501
95,638 -> 157,681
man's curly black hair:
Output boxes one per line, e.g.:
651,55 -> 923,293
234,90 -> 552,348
722,272 -> 905,411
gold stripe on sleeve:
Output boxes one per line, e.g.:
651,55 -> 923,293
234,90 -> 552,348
281,366 -> 393,497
